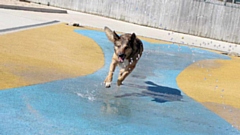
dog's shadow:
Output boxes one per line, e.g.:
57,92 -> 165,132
115,81 -> 183,103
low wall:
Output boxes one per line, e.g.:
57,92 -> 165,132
28,0 -> 240,44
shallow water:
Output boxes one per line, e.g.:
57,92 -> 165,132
0,30 -> 239,135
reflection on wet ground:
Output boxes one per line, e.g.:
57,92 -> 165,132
0,29 -> 239,135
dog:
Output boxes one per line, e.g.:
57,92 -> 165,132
103,27 -> 144,88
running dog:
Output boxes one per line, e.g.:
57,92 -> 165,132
104,27 -> 143,88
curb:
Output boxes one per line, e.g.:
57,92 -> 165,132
0,20 -> 60,34
0,4 -> 67,14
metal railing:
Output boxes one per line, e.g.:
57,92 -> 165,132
204,0 -> 240,7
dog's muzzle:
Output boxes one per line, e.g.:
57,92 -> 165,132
118,54 -> 126,63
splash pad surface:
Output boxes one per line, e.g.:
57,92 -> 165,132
0,24 -> 239,135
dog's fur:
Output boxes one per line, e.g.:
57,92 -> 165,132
104,27 -> 143,88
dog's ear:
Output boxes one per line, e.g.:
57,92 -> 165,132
113,31 -> 120,41
130,33 -> 136,42
131,33 -> 136,40
104,26 -> 119,42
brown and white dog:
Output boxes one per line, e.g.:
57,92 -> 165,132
104,27 -> 144,88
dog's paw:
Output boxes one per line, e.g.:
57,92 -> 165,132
105,82 -> 111,88
117,80 -> 123,86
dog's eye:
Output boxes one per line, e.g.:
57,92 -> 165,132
125,46 -> 129,50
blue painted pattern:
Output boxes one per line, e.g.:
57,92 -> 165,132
0,30 -> 239,135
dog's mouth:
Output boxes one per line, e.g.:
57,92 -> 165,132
118,54 -> 126,63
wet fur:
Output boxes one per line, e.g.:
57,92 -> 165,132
104,27 -> 143,88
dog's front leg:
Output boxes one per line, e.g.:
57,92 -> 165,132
104,60 -> 117,88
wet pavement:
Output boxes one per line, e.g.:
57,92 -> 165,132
0,1 -> 240,135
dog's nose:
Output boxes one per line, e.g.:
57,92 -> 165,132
118,53 -> 125,58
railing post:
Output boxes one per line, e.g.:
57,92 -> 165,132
224,0 -> 227,6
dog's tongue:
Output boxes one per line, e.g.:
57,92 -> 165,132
119,57 -> 124,62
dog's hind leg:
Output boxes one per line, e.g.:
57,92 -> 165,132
104,60 -> 118,88
117,71 -> 130,86
117,65 -> 135,86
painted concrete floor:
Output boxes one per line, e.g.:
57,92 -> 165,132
0,24 -> 240,135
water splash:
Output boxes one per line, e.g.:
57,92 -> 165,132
76,91 -> 96,101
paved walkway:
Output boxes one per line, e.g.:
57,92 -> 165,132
0,0 -> 239,54
1,24 -> 239,135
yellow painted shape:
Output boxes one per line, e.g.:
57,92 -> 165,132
177,57 -> 240,129
0,24 -> 104,90
203,102 -> 240,130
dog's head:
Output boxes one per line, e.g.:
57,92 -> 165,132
104,26 -> 136,63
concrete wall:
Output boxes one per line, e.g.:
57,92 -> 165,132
29,0 -> 240,44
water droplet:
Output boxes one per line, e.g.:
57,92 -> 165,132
77,92 -> 84,98
88,96 -> 95,101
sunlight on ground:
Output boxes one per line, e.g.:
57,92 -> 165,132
0,24 -> 104,89
177,57 -> 240,129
